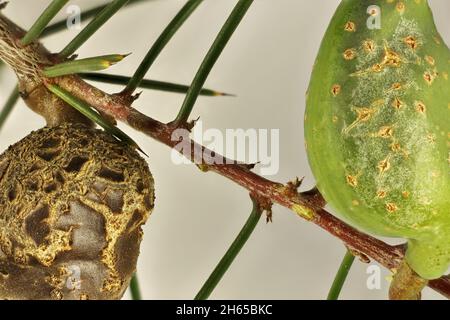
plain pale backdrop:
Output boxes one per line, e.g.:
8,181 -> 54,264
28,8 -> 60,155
0,0 -> 449,300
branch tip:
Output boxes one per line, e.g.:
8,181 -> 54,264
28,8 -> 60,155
187,116 -> 201,131
239,162 -> 258,171
132,91 -> 143,102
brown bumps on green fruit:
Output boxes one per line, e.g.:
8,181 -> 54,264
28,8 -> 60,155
0,123 -> 154,300
305,0 -> 450,283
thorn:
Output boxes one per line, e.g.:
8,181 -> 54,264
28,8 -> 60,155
241,161 -> 258,170
301,186 -> 326,208
132,91 -> 143,102
193,116 -> 201,124
214,91 -> 236,97
248,162 -> 258,169
0,2 -> 9,10
113,90 -> 135,106
284,177 -> 304,197
68,54 -> 79,61
290,177 -> 304,190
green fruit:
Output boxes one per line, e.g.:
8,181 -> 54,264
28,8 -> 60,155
305,0 -> 449,280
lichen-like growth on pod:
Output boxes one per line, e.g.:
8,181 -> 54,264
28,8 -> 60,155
305,0 -> 449,289
0,123 -> 154,300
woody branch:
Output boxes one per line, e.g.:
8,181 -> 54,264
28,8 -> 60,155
0,12 -> 448,298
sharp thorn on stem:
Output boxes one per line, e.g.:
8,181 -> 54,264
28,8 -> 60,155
301,186 -> 327,208
242,162 -> 258,171
132,91 -> 143,102
283,177 -> 304,198
236,161 -> 258,171
291,177 -> 304,189
186,116 -> 201,131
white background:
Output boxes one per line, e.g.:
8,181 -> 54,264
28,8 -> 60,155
1,0 -> 449,300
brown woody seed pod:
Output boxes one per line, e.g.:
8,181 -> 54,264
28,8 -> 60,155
0,123 -> 154,300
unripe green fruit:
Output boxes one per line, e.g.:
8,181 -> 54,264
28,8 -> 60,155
305,0 -> 449,280
0,123 -> 154,299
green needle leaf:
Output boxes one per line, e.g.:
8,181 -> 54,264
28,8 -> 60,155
59,0 -> 131,59
174,0 -> 254,125
80,72 -> 232,96
43,54 -> 129,77
195,197 -> 262,300
21,0 -> 70,45
327,250 -> 355,300
129,274 -> 142,300
124,0 -> 203,95
41,0 -> 153,38
46,83 -> 146,155
0,85 -> 19,132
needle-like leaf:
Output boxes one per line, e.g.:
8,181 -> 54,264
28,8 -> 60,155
81,72 -> 232,96
43,54 -> 128,77
327,250 -> 355,300
123,0 -> 203,95
195,197 -> 262,300
174,0 -> 253,125
41,0 -> 153,38
46,83 -> 145,155
59,0 -> 131,59
21,0 -> 70,45
0,85 -> 19,132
